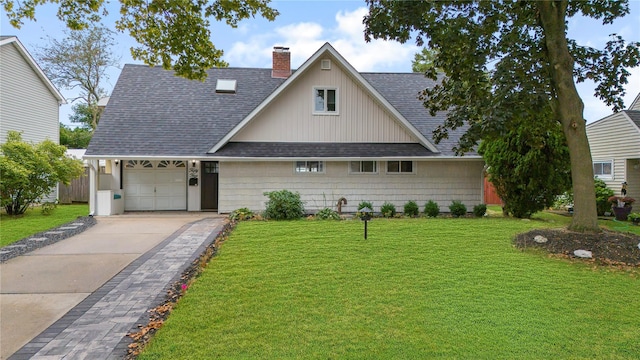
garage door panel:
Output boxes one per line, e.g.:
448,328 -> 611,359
125,166 -> 186,211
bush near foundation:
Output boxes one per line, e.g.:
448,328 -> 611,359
263,190 -> 305,220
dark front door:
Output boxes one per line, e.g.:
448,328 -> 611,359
201,161 -> 219,210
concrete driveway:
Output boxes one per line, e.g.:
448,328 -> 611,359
0,213 -> 215,359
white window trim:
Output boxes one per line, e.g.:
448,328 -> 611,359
386,160 -> 416,175
593,160 -> 613,180
294,161 -> 325,174
349,161 -> 378,174
312,87 -> 339,115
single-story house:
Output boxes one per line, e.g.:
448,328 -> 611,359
586,92 -> 640,206
85,43 -> 486,215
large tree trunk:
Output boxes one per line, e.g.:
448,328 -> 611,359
538,1 -> 599,232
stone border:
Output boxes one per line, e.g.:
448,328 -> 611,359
0,216 -> 97,263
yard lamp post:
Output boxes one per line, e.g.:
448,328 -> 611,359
360,207 -> 372,239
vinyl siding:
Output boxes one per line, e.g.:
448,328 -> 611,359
232,56 -> 417,143
0,42 -> 60,145
586,113 -> 640,195
218,160 -> 484,213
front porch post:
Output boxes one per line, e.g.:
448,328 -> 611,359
88,159 -> 99,216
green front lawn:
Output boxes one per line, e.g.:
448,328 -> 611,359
0,204 -> 89,247
140,215 -> 639,359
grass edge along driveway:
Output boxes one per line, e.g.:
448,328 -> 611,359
0,204 -> 89,247
140,216 -> 639,359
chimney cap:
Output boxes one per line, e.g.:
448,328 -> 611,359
273,46 -> 289,52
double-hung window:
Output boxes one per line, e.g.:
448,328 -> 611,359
350,161 -> 377,174
387,161 -> 414,174
593,160 -> 612,179
314,88 -> 337,114
295,161 -> 324,173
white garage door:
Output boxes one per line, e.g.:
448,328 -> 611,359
124,160 -> 187,211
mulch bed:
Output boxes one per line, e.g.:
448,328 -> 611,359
514,228 -> 640,266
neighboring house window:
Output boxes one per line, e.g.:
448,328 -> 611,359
314,88 -> 337,114
593,160 -> 613,178
350,161 -> 377,174
295,161 -> 324,173
387,161 -> 414,174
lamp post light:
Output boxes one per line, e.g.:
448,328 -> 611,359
360,207 -> 373,239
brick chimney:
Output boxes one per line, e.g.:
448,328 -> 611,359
272,46 -> 291,78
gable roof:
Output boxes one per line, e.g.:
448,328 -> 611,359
586,109 -> 640,138
86,43 -> 473,159
630,92 -> 640,111
0,36 -> 65,104
210,43 -> 439,154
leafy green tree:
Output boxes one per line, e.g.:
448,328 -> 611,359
37,25 -> 117,130
479,117 -> 572,218
0,131 -> 84,215
60,123 -> 92,149
412,47 -> 440,73
364,0 -> 640,232
3,0 -> 279,80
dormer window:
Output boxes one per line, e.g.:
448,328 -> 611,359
313,87 -> 338,114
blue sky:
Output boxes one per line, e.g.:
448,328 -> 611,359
2,0 -> 639,126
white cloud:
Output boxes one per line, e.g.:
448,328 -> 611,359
224,6 -> 419,72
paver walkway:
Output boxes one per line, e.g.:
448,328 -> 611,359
8,217 -> 224,360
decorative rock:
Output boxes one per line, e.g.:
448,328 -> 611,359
58,226 -> 79,230
637,243 -> 640,250
44,231 -> 64,235
533,235 -> 548,243
573,249 -> 593,259
29,237 -> 49,242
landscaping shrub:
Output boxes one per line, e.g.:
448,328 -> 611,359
552,191 -> 574,210
229,207 -> 254,221
594,179 -> 615,216
316,207 -> 340,220
473,204 -> 487,217
263,190 -> 305,220
449,201 -> 467,217
404,201 -> 419,217
357,201 -> 374,211
424,200 -> 440,218
381,202 -> 396,218
41,201 -> 57,215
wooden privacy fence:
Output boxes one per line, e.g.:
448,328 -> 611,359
59,167 -> 89,203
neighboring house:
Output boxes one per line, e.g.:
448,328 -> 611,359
85,43 -> 486,215
0,35 -> 66,201
586,92 -> 640,207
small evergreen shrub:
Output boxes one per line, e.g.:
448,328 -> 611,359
594,178 -> 615,216
381,202 -> 396,218
404,201 -> 419,217
357,201 -> 374,211
229,207 -> 254,221
41,201 -> 57,215
263,190 -> 305,220
316,207 -> 340,220
449,201 -> 467,217
473,204 -> 487,217
424,200 -> 440,218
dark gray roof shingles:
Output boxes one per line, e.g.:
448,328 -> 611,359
214,142 -> 436,158
625,110 -> 640,130
87,65 -> 470,158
